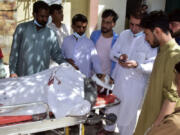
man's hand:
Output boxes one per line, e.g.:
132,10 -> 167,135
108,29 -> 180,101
119,60 -> 138,68
10,73 -> 18,78
119,54 -> 128,62
118,54 -> 128,66
66,58 -> 79,70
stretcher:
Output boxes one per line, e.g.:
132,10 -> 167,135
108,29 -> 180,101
0,64 -> 120,135
0,94 -> 120,135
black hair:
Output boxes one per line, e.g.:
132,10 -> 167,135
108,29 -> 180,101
169,9 -> 180,22
129,8 -> 147,20
49,4 -> 63,15
140,10 -> 169,34
141,4 -> 148,9
72,14 -> 88,25
102,9 -> 119,23
175,61 -> 180,73
33,1 -> 49,14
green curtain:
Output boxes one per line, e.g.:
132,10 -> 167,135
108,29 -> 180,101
165,0 -> 180,13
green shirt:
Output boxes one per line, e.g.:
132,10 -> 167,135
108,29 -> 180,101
134,39 -> 180,135
9,20 -> 65,76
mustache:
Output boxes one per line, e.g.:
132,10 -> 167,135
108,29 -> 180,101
101,27 -> 107,30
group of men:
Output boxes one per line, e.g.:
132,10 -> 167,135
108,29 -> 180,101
6,0 -> 180,135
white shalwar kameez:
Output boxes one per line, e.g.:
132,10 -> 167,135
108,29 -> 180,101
104,30 -> 157,135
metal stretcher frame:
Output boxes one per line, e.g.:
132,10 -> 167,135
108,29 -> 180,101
0,102 -> 87,135
0,116 -> 86,135
0,96 -> 120,135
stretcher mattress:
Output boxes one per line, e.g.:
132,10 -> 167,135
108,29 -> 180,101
0,94 -> 117,126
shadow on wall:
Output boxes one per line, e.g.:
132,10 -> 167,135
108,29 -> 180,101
0,0 -> 17,64
0,0 -> 36,64
16,0 -> 36,23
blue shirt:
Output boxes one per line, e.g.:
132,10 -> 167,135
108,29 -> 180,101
61,35 -> 102,77
9,20 -> 65,76
90,30 -> 118,74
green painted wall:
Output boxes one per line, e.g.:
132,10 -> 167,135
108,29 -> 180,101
165,0 -> 180,13
66,0 -> 90,19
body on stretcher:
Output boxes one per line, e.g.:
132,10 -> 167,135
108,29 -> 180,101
0,93 -> 120,135
0,64 -> 120,135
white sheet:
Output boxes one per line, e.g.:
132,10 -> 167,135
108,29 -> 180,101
0,63 -> 91,119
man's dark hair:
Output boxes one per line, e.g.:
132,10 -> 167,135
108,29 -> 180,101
169,9 -> 180,22
140,11 -> 169,34
141,4 -> 148,10
102,9 -> 119,23
49,4 -> 63,15
72,14 -> 88,25
129,8 -> 147,20
175,61 -> 180,73
33,1 -> 49,14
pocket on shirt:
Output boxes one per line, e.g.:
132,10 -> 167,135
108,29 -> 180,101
135,52 -> 146,63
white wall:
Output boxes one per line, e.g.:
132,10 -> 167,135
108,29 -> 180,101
62,2 -> 71,34
97,0 -> 127,34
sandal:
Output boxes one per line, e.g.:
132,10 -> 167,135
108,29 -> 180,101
96,128 -> 114,135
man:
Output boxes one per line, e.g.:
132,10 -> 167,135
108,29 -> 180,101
48,4 -> 69,47
169,9 -> 180,45
90,9 -> 118,75
61,14 -> 102,77
48,4 -> 69,68
9,1 -> 65,77
147,62 -> 180,135
134,11 -> 180,135
97,10 -> 157,135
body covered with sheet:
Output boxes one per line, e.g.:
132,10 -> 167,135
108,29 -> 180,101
0,63 -> 90,119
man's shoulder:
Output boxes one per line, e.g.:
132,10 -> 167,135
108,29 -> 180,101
82,36 -> 93,43
81,37 -> 95,47
14,21 -> 33,34
116,29 -> 132,41
46,26 -> 54,32
62,35 -> 74,44
64,35 -> 73,40
86,36 -> 94,42
90,30 -> 101,38
113,31 -> 119,38
91,30 -> 101,35
165,47 -> 180,69
120,29 -> 131,34
17,21 -> 33,28
170,43 -> 180,55
47,22 -> 57,31
119,29 -> 132,37
165,42 -> 180,63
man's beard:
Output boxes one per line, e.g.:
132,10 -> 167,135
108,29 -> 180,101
172,30 -> 180,38
151,41 -> 159,48
101,27 -> 111,33
39,21 -> 47,27
151,34 -> 160,48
